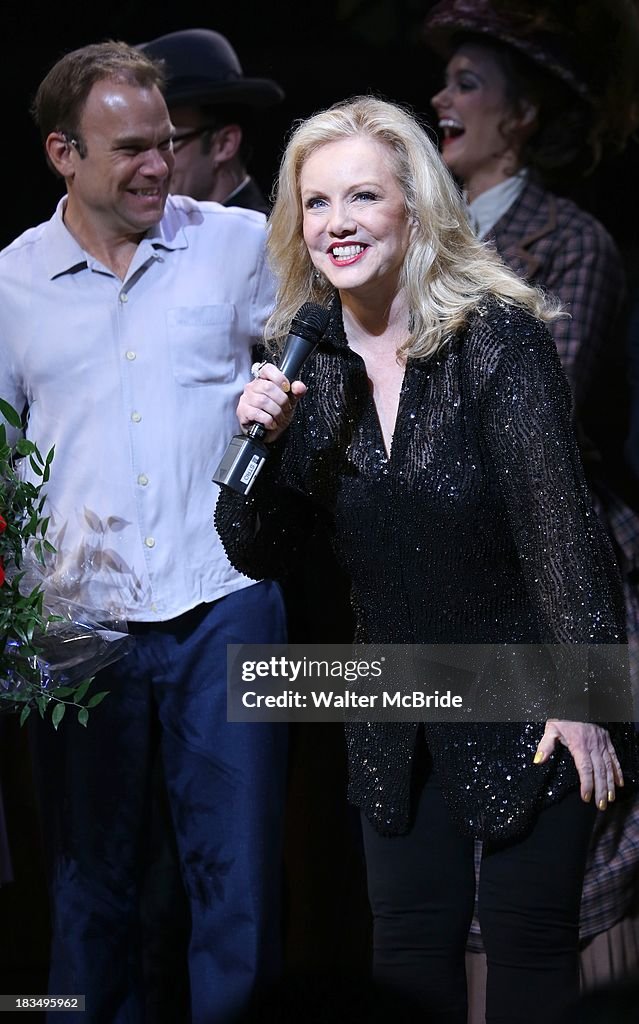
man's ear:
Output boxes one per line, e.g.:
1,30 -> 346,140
211,124 -> 242,164
45,132 -> 76,179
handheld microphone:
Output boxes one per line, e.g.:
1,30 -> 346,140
213,302 -> 330,495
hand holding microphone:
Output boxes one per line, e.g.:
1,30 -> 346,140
240,360 -> 307,445
213,302 -> 329,494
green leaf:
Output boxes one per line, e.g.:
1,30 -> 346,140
86,690 -> 109,709
51,685 -> 75,698
51,703 -> 65,730
77,707 -> 89,727
3,690 -> 29,704
15,438 -> 36,456
72,679 -> 92,704
0,397 -> 23,428
1,401 -> 60,726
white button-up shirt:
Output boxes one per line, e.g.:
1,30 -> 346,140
0,194 -> 276,620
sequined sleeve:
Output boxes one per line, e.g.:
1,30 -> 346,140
214,424 -> 315,582
478,312 -> 630,719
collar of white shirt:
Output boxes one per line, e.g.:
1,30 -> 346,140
465,169 -> 528,240
42,196 -> 190,280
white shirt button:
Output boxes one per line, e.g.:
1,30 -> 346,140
119,292 -> 128,303
126,350 -> 136,361
137,474 -> 149,486
144,536 -> 155,548
131,411 -> 141,423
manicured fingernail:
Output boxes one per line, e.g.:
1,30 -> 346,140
282,381 -> 291,393
608,790 -> 615,803
533,750 -> 544,764
598,798 -> 607,811
583,791 -> 592,803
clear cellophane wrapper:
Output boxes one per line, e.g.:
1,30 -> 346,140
2,554 -> 134,693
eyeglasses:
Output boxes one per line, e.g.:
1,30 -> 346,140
171,124 -> 219,153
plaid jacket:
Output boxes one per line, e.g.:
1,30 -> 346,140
489,177 -> 625,411
491,177 -> 638,579
467,180 -> 639,947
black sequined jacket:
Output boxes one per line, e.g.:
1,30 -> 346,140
215,296 -> 636,841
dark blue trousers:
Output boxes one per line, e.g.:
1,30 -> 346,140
34,581 -> 288,1024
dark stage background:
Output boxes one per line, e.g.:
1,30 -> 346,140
4,0 -> 439,248
3,0 -> 638,254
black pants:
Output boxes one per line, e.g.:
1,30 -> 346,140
361,772 -> 596,1024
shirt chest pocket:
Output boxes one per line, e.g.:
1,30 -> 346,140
167,304 -> 239,386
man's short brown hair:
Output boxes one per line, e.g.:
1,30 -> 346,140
31,40 -> 165,144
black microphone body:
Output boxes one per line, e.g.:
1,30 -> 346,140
213,303 -> 330,495
247,331 -> 321,445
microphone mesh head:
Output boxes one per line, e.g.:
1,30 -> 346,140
291,302 -> 331,342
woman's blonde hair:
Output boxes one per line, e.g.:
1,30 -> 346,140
266,94 -> 561,359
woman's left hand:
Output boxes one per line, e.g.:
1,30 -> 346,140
534,720 -> 624,810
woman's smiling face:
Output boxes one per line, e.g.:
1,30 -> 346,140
300,135 -> 413,304
431,42 -> 528,195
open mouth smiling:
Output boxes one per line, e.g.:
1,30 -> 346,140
439,118 -> 465,141
329,243 -> 368,263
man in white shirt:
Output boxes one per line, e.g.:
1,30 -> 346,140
0,40 -> 287,1024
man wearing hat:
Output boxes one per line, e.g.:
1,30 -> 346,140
139,28 -> 284,214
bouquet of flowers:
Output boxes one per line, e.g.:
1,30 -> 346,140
0,398 -> 133,727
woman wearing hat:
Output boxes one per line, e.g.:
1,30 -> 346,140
425,0 -> 638,411
423,0 -> 639,1010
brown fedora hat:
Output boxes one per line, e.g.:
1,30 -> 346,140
138,28 -> 284,108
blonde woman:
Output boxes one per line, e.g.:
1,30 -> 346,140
215,96 -> 636,1024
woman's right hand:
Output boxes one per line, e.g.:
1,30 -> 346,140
237,361 -> 307,444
